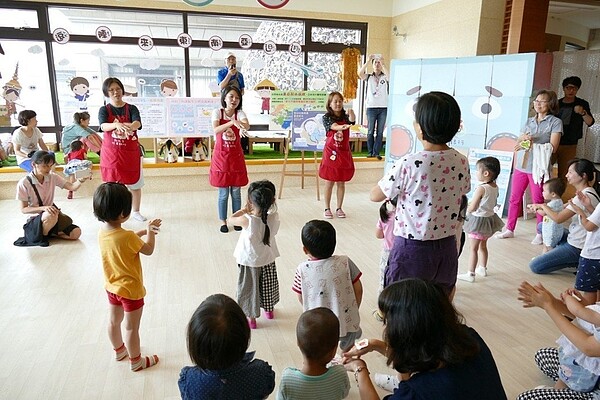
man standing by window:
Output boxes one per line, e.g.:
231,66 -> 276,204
218,53 -> 245,96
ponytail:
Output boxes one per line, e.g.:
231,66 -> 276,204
247,180 -> 277,247
568,158 -> 600,196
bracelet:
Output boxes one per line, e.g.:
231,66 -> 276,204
354,365 -> 370,385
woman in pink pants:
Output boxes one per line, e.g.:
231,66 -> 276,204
495,90 -> 562,243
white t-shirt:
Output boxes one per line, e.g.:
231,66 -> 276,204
13,127 -> 44,165
364,73 -> 388,109
581,204 -> 600,259
566,187 -> 600,249
292,255 -> 361,337
211,108 -> 248,125
378,148 -> 471,240
234,212 -> 280,267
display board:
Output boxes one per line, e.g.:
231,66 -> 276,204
124,96 -> 219,138
290,110 -> 326,151
269,90 -> 327,131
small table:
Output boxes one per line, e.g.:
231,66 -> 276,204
247,130 -> 288,155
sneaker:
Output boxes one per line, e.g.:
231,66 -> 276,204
372,309 -> 384,322
531,233 -> 543,245
457,272 -> 475,283
475,265 -> 487,277
233,225 -> 242,231
131,212 -> 147,222
374,373 -> 399,392
220,224 -> 229,233
324,208 -> 333,219
494,230 -> 514,239
336,208 -> 346,218
264,310 -> 274,319
377,155 -> 383,160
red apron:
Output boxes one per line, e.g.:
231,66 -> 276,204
319,120 -> 355,182
100,104 -> 141,185
209,109 -> 249,188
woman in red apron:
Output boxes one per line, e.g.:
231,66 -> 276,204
209,86 -> 249,233
98,77 -> 146,222
319,91 -> 356,219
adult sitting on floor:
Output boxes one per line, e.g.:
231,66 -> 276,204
15,150 -> 89,246
528,158 -> 600,274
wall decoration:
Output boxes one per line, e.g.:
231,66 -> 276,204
208,35 -> 223,51
70,76 -> 90,110
1,63 -> 22,124
182,0 -> 214,6
254,79 -> 278,114
138,35 -> 154,51
263,41 -> 277,55
257,0 -> 290,9
177,33 -> 192,48
340,47 -> 361,100
160,79 -> 178,97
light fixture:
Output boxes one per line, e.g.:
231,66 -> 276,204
392,25 -> 407,43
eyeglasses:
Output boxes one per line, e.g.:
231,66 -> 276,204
533,100 -> 549,104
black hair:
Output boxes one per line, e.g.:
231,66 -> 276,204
415,92 -> 461,144
93,182 -> 133,223
458,195 -> 468,223
379,196 -> 398,223
567,158 -> 600,195
534,89 -> 559,116
18,110 -> 37,126
301,220 -> 336,259
70,139 -> 84,152
544,178 -> 566,197
477,156 -> 501,183
102,77 -> 125,97
247,180 -> 276,246
325,91 -> 348,123
73,111 -> 90,125
562,76 -> 582,89
296,308 -> 339,362
187,293 -> 250,370
220,85 -> 243,110
379,279 -> 479,374
31,150 -> 55,166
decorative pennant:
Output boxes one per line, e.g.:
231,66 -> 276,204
52,28 -> 70,44
177,33 -> 193,48
96,26 -> 112,43
208,35 -> 223,51
239,34 -> 253,49
138,35 -> 154,51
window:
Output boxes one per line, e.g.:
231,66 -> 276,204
0,8 -> 39,29
1,40 -> 55,126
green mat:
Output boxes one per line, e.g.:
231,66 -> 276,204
0,144 -> 381,167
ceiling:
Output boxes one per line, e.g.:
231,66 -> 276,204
548,0 -> 600,29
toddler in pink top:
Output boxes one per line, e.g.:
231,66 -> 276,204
376,197 -> 396,294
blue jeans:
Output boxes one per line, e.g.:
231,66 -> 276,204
529,231 -> 581,274
366,107 -> 387,156
218,186 -> 241,221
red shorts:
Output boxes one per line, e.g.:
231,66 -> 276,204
107,291 -> 144,312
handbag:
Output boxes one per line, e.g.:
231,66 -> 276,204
25,175 -> 73,234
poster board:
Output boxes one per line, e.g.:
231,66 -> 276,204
467,148 -> 513,217
290,110 -> 326,151
269,91 -> 327,131
124,97 -> 219,138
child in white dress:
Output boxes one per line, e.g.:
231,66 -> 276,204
540,178 -> 566,253
230,180 -> 280,329
458,157 -> 504,283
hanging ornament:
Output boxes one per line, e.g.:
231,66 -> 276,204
340,47 -> 360,100
182,0 -> 214,6
256,0 -> 290,9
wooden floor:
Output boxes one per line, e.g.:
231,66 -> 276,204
0,183 -> 578,399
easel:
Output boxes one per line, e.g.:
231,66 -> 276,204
278,130 -> 320,200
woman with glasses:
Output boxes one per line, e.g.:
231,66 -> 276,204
98,77 -> 147,222
495,90 -> 562,243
